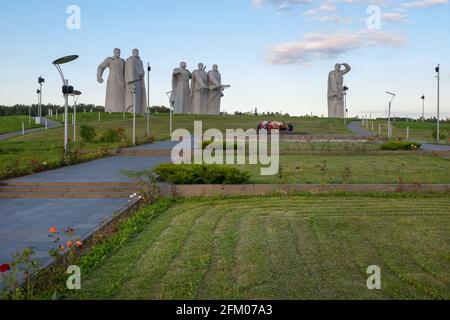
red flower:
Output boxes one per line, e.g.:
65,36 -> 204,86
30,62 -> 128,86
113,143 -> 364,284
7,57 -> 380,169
49,226 -> 57,234
75,241 -> 83,248
0,264 -> 11,273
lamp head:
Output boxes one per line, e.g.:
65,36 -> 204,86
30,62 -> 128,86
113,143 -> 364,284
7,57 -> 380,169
52,55 -> 79,65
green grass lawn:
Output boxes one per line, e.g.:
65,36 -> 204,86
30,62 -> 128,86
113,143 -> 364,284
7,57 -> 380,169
368,120 -> 450,144
0,115 -> 42,134
0,115 -> 350,180
69,194 -> 450,300
243,153 -> 450,184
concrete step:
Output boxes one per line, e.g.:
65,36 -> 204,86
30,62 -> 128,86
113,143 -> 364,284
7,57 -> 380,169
0,181 -> 140,187
0,181 -> 142,199
0,192 -> 134,199
0,186 -> 140,193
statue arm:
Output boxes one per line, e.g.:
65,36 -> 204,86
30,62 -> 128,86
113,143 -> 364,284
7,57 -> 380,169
341,63 -> 351,75
97,58 -> 110,83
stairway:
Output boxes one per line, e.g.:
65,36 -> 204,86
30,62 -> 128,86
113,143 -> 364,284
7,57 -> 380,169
0,181 -> 141,199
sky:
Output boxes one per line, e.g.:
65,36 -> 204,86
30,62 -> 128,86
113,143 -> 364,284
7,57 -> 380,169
0,0 -> 449,118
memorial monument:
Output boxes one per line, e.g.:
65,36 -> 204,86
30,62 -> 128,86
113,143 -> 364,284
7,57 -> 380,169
125,49 -> 147,114
171,62 -> 192,114
97,48 -> 126,113
207,64 -> 230,115
327,63 -> 351,118
191,63 -> 209,115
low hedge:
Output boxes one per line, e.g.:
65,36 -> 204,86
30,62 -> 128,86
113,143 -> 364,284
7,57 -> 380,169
381,141 -> 422,151
154,163 -> 251,184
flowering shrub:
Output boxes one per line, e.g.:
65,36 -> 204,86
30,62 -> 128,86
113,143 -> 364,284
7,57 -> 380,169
48,227 -> 83,262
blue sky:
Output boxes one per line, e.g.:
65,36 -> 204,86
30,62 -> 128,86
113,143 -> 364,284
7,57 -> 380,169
0,0 -> 449,118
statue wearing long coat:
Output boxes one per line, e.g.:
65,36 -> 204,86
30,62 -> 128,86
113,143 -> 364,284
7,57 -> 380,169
125,54 -> 147,114
171,67 -> 192,114
97,56 -> 126,113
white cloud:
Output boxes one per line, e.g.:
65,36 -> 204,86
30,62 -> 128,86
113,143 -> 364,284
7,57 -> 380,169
267,30 -> 407,64
382,12 -> 409,22
402,0 -> 448,9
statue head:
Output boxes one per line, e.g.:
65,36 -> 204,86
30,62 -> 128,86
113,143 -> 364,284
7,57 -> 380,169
132,49 -> 139,58
113,48 -> 121,58
212,64 -> 219,71
198,63 -> 204,71
180,61 -> 187,70
335,63 -> 341,72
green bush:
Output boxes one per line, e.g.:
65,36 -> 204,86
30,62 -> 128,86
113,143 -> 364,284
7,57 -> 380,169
381,141 -> 422,151
202,140 -> 239,151
432,128 -> 448,141
79,125 -> 96,142
100,128 -> 127,143
154,163 -> 251,184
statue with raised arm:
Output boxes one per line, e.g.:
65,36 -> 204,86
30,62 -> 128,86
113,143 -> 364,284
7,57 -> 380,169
171,62 -> 192,114
191,63 -> 209,115
207,64 -> 230,115
328,63 -> 351,118
97,48 -> 126,113
125,49 -> 147,114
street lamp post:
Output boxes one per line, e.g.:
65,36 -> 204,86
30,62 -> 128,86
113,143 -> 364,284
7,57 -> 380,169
52,55 -> 79,151
70,90 -> 82,142
147,63 -> 151,138
37,76 -> 45,120
435,64 -> 440,143
421,95 -> 425,122
386,91 -> 396,139
343,85 -> 349,126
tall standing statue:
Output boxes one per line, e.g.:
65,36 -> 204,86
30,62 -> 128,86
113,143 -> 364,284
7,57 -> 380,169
97,48 -> 126,113
207,64 -> 230,115
328,63 -> 351,118
171,62 -> 191,114
125,49 -> 147,114
191,63 -> 209,115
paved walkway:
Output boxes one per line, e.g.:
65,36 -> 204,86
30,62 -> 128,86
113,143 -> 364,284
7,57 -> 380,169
0,141 -> 176,268
0,118 -> 61,141
347,121 -> 450,152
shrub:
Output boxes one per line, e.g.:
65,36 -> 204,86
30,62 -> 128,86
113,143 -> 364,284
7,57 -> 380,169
100,128 -> 127,143
154,163 -> 251,184
80,125 -> 96,142
381,141 -> 421,151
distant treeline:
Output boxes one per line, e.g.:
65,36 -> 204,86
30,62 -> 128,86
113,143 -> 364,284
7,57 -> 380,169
0,104 -> 170,116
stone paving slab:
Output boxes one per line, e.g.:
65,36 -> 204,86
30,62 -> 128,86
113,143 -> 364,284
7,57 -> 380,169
0,198 -> 130,266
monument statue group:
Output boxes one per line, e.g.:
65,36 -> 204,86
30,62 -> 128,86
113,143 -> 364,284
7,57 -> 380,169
171,62 -> 230,115
97,49 -> 230,116
98,47 -> 349,119
97,48 -> 147,114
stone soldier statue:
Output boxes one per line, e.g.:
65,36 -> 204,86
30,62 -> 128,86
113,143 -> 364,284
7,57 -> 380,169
328,63 -> 351,118
191,63 -> 209,115
207,64 -> 230,115
171,62 -> 192,114
97,48 -> 126,113
125,49 -> 147,114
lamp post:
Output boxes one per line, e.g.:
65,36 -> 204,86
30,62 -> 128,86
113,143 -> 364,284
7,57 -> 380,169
52,55 -> 79,151
343,85 -> 349,126
435,64 -> 440,143
70,90 -> 82,142
386,91 -> 396,139
421,95 -> 425,122
147,63 -> 151,138
37,76 -> 45,120
166,91 -> 173,137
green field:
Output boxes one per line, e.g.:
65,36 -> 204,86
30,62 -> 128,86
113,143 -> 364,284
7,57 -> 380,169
70,194 -> 450,300
243,153 -> 450,184
0,114 -> 350,180
367,120 -> 450,144
0,115 -> 42,134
